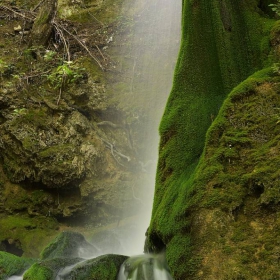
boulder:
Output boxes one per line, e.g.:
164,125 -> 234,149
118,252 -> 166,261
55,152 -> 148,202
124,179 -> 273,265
0,251 -> 35,280
57,254 -> 128,280
41,231 -> 100,260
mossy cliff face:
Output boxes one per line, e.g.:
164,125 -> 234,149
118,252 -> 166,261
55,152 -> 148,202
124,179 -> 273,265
0,0 -> 180,257
147,0 -> 280,279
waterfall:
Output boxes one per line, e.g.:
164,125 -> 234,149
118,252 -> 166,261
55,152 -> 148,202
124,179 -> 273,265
117,254 -> 173,280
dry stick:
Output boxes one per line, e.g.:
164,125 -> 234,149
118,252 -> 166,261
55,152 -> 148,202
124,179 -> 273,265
32,0 -> 46,12
53,21 -> 104,70
56,74 -> 66,105
57,87 -> 62,105
53,23 -> 71,62
0,5 -> 34,21
94,44 -> 106,61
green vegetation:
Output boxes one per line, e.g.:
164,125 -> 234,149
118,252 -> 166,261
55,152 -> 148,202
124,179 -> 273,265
269,0 -> 280,16
23,264 -> 53,280
23,258 -> 81,280
0,251 -> 35,280
47,62 -> 85,91
0,216 -> 58,258
66,254 -> 128,280
147,0 -> 280,278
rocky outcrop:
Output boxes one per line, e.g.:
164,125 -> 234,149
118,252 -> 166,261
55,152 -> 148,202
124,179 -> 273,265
0,0 -> 180,259
147,0 -> 280,279
0,0 -> 154,256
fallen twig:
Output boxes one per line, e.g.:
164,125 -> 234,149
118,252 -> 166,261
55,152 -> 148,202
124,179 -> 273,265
0,5 -> 35,21
53,21 -> 104,70
53,22 -> 71,61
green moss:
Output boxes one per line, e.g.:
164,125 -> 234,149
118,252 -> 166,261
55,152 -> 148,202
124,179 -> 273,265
66,254 -> 128,280
0,216 -> 58,258
23,264 -> 53,280
40,231 -> 96,260
0,251 -> 35,280
23,258 -> 82,280
148,0 -> 279,278
12,108 -> 49,129
38,144 -> 73,159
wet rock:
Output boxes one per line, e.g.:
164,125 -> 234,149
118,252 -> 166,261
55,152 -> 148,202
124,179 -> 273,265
41,231 -> 100,260
23,257 -> 82,280
0,251 -> 35,280
58,254 -> 128,280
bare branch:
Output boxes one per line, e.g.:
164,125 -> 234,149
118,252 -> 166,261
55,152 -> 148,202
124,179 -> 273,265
0,5 -> 35,21
53,21 -> 104,70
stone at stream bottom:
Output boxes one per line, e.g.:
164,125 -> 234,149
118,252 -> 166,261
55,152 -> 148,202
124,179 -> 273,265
57,254 -> 128,280
0,251 -> 35,280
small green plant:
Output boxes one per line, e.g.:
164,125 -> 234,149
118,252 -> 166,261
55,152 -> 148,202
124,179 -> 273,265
0,59 -> 8,74
269,0 -> 280,16
0,59 -> 15,78
43,50 -> 57,62
47,61 -> 85,90
272,62 -> 280,74
13,108 -> 27,116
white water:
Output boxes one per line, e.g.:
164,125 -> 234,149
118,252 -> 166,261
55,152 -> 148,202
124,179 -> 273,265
7,276 -> 23,280
110,0 -> 182,256
117,254 -> 173,280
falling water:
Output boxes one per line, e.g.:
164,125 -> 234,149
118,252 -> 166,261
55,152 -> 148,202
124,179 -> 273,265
108,0 -> 182,256
117,254 -> 173,280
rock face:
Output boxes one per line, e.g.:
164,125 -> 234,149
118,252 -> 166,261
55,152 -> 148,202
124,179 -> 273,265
0,0 -> 164,256
147,0 -> 280,279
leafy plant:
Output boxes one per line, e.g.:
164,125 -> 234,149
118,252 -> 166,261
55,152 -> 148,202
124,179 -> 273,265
43,50 -> 57,62
47,61 -> 85,90
13,108 -> 27,116
0,59 -> 15,77
269,0 -> 280,16
272,62 -> 280,74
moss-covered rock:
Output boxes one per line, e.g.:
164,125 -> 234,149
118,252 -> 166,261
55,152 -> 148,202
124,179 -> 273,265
41,231 -> 99,260
58,254 -> 127,280
0,215 -> 58,258
23,257 -> 82,280
0,251 -> 35,280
